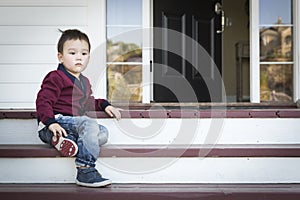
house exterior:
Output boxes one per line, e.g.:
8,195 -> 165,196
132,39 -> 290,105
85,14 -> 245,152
0,0 -> 299,106
1,0 -> 300,198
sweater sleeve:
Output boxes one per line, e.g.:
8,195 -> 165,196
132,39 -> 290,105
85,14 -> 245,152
36,71 -> 63,126
95,98 -> 111,111
83,77 -> 111,112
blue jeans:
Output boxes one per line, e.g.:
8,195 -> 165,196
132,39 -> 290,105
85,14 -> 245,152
38,115 -> 108,167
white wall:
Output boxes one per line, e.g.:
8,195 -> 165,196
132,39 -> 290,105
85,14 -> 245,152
0,0 -> 104,109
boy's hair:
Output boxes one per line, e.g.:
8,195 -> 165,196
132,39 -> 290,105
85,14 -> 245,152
57,29 -> 91,53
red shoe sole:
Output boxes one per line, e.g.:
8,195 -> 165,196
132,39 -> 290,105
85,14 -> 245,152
52,137 -> 78,157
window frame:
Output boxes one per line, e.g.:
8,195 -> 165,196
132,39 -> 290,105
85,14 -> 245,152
250,0 -> 299,103
102,0 -> 151,103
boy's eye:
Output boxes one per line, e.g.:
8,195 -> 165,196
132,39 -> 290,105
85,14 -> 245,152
69,52 -> 76,55
82,52 -> 88,56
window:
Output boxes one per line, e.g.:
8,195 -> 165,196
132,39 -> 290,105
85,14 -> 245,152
106,0 -> 143,102
259,0 -> 293,102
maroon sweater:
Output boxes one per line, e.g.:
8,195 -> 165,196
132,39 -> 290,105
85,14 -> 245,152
36,64 -> 110,127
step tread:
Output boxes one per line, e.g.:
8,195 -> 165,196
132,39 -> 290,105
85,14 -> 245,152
1,183 -> 300,200
1,109 -> 300,119
1,144 -> 300,158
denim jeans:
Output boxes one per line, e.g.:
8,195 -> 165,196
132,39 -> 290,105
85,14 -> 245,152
38,115 -> 108,167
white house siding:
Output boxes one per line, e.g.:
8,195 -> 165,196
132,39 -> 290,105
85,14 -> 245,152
0,0 -> 104,108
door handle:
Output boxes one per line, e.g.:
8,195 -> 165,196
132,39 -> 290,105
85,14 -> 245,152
215,2 -> 225,34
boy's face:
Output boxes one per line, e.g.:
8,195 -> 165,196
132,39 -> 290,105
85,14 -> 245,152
58,39 -> 90,78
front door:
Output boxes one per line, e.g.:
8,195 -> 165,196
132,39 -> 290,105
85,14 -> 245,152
153,0 -> 223,102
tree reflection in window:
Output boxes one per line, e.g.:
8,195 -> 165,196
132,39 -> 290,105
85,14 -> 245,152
259,0 -> 293,102
106,0 -> 143,102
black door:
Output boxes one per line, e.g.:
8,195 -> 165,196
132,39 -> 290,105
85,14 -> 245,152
153,0 -> 223,102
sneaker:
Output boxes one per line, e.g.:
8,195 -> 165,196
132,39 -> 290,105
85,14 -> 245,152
52,136 -> 78,157
76,167 -> 112,187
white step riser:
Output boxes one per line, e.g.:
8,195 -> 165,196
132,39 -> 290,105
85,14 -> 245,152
0,118 -> 300,145
1,157 -> 300,184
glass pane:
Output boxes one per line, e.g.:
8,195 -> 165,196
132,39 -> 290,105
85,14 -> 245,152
259,0 -> 292,25
260,64 -> 293,102
106,0 -> 142,63
260,26 -> 293,62
107,0 -> 142,25
106,0 -> 143,102
107,27 -> 142,62
107,64 -> 142,102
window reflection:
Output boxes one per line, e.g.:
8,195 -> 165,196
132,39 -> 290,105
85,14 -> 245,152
260,64 -> 293,102
260,25 -> 293,62
259,0 -> 293,102
106,0 -> 142,62
107,64 -> 142,102
106,0 -> 143,102
107,40 -> 142,62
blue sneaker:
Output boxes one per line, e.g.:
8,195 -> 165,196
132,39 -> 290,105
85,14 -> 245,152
76,167 -> 112,187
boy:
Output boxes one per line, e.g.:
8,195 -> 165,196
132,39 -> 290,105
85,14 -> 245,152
36,29 -> 121,187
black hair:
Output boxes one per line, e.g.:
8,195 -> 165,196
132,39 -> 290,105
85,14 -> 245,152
57,29 -> 91,53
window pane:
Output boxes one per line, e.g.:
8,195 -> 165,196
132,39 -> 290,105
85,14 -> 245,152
107,27 -> 142,62
107,0 -> 142,25
260,26 -> 293,62
106,0 -> 142,63
106,0 -> 143,102
107,64 -> 142,102
259,0 -> 292,24
260,64 -> 293,102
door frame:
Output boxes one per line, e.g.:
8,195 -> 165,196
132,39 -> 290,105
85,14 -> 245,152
142,0 -> 152,103
293,0 -> 300,102
148,0 -> 300,103
250,0 -> 260,103
149,0 -> 223,103
100,0 -> 300,103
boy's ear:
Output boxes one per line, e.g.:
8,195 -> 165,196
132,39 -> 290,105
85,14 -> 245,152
57,52 -> 63,63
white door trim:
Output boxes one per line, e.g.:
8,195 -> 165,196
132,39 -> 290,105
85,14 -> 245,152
250,0 -> 260,103
142,0 -> 152,103
294,0 -> 300,102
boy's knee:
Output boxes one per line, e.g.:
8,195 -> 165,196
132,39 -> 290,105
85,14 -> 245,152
79,116 -> 98,131
78,116 -> 108,145
81,116 -> 97,125
98,125 -> 109,145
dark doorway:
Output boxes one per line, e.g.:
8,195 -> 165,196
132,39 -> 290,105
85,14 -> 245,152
153,0 -> 223,102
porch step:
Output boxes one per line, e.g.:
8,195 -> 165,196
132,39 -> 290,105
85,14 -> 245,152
1,144 -> 300,158
1,144 -> 300,184
1,116 -> 300,146
1,109 -> 300,184
1,183 -> 300,200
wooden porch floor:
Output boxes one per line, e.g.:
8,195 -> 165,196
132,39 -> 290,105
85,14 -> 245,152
1,183 -> 300,200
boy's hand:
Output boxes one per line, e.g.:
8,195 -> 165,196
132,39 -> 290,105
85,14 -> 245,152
105,105 -> 122,120
49,123 -> 67,137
